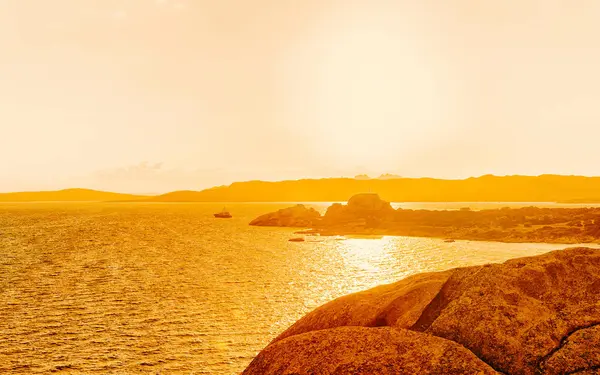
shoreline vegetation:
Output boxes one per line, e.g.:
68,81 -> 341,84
5,174 -> 600,203
250,193 -> 600,244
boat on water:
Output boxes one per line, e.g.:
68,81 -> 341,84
214,207 -> 232,218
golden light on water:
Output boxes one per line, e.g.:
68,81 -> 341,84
337,236 -> 395,276
4,0 -> 600,373
2,203 -> 600,374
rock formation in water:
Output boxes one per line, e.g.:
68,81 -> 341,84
250,193 -> 600,243
249,204 -> 321,227
243,247 -> 600,374
321,193 -> 396,230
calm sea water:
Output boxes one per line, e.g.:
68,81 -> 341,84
1,202 -> 598,374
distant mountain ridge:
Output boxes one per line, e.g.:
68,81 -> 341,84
142,174 -> 600,203
0,188 -> 144,202
5,175 -> 600,203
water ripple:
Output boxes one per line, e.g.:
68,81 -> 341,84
1,202 -> 597,374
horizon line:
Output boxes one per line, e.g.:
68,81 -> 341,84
1,173 -> 600,196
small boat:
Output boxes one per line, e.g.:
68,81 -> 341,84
289,237 -> 305,242
444,239 -> 456,243
214,207 -> 232,218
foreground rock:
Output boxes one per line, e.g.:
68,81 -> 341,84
243,248 -> 600,374
245,327 -> 497,375
249,204 -> 321,227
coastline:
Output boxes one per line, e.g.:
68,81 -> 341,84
296,228 -> 600,245
251,194 -> 600,245
243,247 -> 600,374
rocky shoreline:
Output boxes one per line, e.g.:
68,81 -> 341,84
243,247 -> 600,374
250,194 -> 600,244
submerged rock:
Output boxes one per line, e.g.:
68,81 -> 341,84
249,204 -> 321,227
243,247 -> 600,374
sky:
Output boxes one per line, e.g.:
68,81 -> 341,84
2,0 -> 600,193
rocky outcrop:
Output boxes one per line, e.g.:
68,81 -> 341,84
322,193 -> 395,229
272,270 -> 454,343
244,327 -> 498,375
250,194 -> 600,243
243,248 -> 600,374
249,204 -> 321,227
541,324 -> 600,374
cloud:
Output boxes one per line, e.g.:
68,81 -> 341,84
77,161 -> 354,194
95,162 -> 164,178
82,162 -> 230,194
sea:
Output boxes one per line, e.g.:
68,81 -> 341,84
1,202 -> 599,374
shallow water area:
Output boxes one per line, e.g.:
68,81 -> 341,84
1,202 -> 598,374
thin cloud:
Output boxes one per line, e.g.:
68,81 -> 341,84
84,162 -> 229,193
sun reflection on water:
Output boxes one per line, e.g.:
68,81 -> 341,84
5,203 -> 600,374
337,236 -> 394,274
325,235 -> 407,296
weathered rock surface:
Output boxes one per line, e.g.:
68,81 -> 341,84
272,270 -> 454,343
244,327 -> 498,375
419,248 -> 600,375
243,248 -> 600,375
541,324 -> 600,375
249,204 -> 321,227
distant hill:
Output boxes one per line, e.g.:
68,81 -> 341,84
142,175 -> 600,203
0,188 -> 145,202
560,198 -> 600,203
7,175 -> 600,203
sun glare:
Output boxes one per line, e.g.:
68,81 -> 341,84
4,1 -> 600,374
336,236 -> 396,287
276,2 -> 458,174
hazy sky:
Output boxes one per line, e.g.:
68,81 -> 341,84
2,0 -> 600,193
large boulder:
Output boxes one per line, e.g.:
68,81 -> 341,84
244,326 -> 497,375
249,204 -> 321,227
243,248 -> 600,374
419,247 -> 600,375
346,193 -> 393,212
272,270 -> 454,343
322,194 -> 396,229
